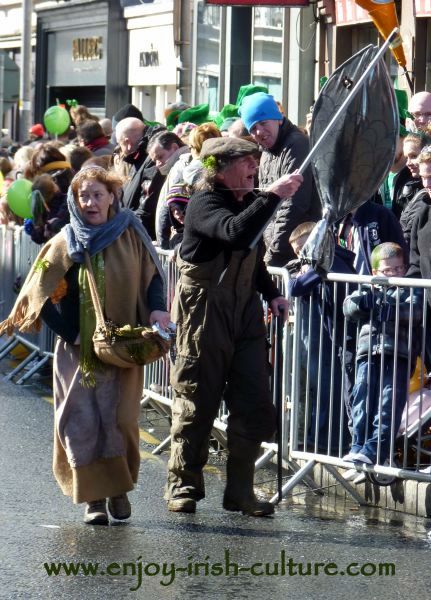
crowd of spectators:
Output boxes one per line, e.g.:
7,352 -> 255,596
2,86 -> 431,520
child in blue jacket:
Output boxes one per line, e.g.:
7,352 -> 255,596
288,223 -> 356,453
343,242 -> 422,465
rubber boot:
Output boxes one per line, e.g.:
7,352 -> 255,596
223,438 -> 274,517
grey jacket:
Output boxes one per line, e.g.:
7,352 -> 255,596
259,118 -> 321,266
343,285 -> 423,360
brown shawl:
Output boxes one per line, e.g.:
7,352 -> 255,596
0,227 -> 157,337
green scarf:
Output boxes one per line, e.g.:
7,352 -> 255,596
78,253 -> 106,387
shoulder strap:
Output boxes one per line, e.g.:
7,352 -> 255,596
84,252 -> 106,330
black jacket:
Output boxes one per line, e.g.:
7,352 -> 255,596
400,189 -> 431,249
387,166 -> 422,220
121,125 -> 166,238
259,118 -> 321,267
338,201 -> 407,275
343,285 -> 422,361
407,204 -> 431,304
180,184 -> 283,302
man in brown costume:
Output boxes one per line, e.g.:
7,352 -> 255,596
166,137 -> 303,516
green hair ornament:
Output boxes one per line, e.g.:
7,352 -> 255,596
201,155 -> 217,172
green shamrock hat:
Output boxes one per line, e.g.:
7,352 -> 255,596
395,88 -> 408,137
178,104 -> 211,125
214,104 -> 239,128
236,83 -> 269,107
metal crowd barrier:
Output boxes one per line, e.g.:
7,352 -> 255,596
285,272 -> 431,503
3,227 -> 431,503
143,252 -> 431,503
0,225 -> 55,383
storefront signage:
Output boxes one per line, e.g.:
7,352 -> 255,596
129,27 -> 176,86
139,47 -> 160,68
206,0 -> 309,5
415,0 -> 431,17
72,37 -> 103,61
335,0 -> 370,25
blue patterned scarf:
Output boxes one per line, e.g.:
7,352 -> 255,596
63,185 -> 165,282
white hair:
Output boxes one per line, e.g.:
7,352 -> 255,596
115,117 -> 145,140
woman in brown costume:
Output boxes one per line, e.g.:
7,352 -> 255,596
0,166 -> 170,525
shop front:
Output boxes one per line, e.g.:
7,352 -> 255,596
192,0 -> 316,126
34,0 -> 128,122
334,0 -> 403,87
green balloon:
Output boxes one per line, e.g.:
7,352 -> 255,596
7,178 -> 33,219
43,105 -> 71,135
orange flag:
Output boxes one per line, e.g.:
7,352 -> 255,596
355,0 -> 406,68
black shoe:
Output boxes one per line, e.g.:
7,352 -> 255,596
108,494 -> 131,520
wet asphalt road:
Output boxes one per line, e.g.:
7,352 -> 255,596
1,376 -> 430,600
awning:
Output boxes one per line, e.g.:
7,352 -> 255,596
335,0 -> 371,25
415,0 -> 431,17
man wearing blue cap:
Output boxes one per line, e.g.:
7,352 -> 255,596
239,92 -> 320,266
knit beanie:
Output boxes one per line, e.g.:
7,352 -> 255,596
239,93 -> 283,133
166,184 -> 191,206
173,122 -> 197,138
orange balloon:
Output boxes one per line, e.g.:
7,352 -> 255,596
355,0 -> 406,67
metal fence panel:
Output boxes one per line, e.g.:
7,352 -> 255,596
289,272 -> 431,484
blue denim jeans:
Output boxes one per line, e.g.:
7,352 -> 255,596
300,300 -> 350,453
350,355 -> 409,463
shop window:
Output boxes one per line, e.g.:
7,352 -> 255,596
198,2 -> 221,26
196,0 -> 221,110
252,7 -> 283,100
196,73 -> 219,112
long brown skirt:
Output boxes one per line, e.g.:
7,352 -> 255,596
52,340 -> 144,504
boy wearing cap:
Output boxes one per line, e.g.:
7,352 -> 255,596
166,183 -> 190,250
239,92 -> 320,267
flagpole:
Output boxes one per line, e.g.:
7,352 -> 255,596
249,28 -> 399,250
403,69 -> 414,94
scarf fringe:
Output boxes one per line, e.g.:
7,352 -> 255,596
0,311 -> 42,337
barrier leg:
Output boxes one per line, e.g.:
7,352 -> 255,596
4,349 -> 39,381
324,464 -> 369,506
285,458 -> 324,495
16,353 -> 52,385
152,436 -> 172,455
270,459 -> 317,504
0,337 -> 20,360
255,447 -> 276,470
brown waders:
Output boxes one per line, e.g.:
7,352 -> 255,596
166,249 -> 276,515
